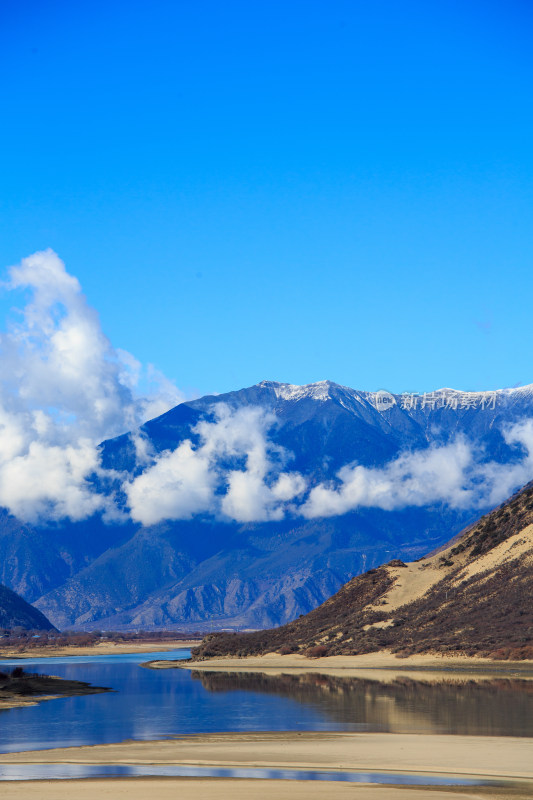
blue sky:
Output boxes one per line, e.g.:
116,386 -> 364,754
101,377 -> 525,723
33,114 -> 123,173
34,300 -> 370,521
1,0 -> 532,399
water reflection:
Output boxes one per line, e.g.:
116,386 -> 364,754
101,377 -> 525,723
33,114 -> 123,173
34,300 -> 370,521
192,670 -> 533,737
1,651 -> 532,753
0,650 -> 344,752
0,764 -> 505,786
0,763 -> 504,786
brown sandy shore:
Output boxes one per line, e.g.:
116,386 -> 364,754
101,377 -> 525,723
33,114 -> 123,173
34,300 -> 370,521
0,690 -> 103,712
0,639 -> 201,660
0,732 -> 532,799
1,731 -> 532,779
3,779 -> 533,800
145,649 -> 533,680
2,779 -> 532,800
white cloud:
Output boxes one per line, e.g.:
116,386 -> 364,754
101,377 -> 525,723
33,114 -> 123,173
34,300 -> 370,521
0,249 -> 184,522
124,440 -> 216,525
124,404 -> 307,525
477,419 -> 533,507
0,440 -> 108,524
2,249 -> 184,443
300,425 -> 533,519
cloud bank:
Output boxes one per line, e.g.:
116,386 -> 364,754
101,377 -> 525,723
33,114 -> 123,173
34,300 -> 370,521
1,249 -> 533,527
121,414 -> 533,527
0,249 -> 183,522
125,405 -> 306,525
301,423 -> 533,519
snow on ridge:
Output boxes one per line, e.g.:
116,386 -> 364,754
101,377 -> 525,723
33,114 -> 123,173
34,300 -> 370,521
433,385 -> 533,396
260,380 -> 338,402
258,379 -> 368,403
257,380 -> 533,412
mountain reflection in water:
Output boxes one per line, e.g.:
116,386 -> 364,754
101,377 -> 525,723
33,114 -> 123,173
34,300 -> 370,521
191,671 -> 533,737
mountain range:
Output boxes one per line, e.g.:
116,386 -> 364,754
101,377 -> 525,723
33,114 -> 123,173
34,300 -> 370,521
2,379 -> 533,631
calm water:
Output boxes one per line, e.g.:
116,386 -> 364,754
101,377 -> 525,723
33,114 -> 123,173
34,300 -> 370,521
1,650 -> 533,754
0,764 -> 504,787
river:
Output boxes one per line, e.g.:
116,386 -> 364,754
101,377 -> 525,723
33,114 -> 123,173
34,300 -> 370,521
1,649 -> 533,756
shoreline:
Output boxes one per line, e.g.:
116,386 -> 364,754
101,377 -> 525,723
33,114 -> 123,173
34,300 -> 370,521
0,640 -> 201,660
0,693 -> 71,711
145,649 -> 533,680
2,730 -> 531,779
0,731 -> 532,798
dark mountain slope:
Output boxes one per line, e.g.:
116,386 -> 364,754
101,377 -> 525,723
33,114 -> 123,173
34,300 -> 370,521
192,481 -> 533,659
0,583 -> 56,631
0,511 -> 134,604
35,506 -> 466,630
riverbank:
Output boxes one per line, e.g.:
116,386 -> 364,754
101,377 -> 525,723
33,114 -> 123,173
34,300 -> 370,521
0,640 -> 201,659
0,731 -> 531,797
145,649 -> 533,680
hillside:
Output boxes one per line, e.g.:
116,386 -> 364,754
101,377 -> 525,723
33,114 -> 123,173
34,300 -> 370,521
3,379 -> 533,631
0,583 -> 56,631
192,481 -> 533,660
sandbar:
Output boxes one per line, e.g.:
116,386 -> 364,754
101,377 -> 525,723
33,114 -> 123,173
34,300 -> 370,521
1,731 -> 532,782
1,778 -> 532,800
146,649 -> 533,682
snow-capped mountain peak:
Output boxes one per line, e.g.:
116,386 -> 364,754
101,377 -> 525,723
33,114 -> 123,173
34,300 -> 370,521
259,379 -> 344,402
